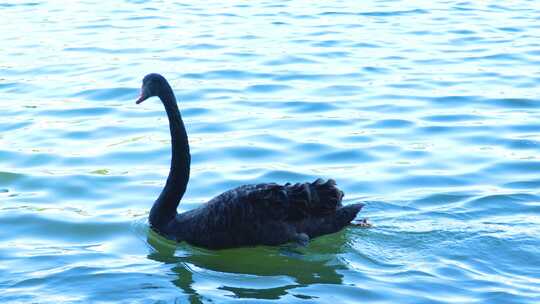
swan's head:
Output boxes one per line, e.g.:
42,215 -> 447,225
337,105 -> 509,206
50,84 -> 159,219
136,73 -> 169,104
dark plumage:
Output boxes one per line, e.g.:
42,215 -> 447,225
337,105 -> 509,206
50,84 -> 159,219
136,73 -> 365,250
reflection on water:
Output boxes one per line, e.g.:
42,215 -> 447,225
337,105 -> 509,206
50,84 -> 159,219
147,229 -> 346,302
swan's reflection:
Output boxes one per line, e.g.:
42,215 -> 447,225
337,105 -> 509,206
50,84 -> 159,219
146,229 -> 348,301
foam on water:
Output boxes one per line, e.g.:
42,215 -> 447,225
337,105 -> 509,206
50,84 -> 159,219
1,0 -> 540,303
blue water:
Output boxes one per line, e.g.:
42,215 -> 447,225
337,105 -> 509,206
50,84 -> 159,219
1,1 -> 540,303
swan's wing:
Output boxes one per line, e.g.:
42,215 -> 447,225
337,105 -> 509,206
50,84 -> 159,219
239,179 -> 345,221
184,179 -> 356,248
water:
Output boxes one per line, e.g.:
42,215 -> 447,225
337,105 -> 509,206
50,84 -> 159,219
1,0 -> 540,302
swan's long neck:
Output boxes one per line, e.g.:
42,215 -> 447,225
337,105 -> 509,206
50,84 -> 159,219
149,86 -> 190,230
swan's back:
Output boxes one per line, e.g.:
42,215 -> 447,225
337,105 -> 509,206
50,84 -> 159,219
166,179 -> 363,249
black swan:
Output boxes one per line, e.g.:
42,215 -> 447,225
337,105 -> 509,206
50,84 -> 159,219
136,73 -> 368,250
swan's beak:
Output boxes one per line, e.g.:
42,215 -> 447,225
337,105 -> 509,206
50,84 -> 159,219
136,87 -> 149,104
136,92 -> 147,104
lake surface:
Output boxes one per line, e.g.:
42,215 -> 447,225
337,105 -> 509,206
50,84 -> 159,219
1,0 -> 540,303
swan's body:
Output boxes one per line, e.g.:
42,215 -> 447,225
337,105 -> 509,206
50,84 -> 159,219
137,73 -> 365,250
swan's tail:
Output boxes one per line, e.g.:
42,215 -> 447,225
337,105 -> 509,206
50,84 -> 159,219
295,203 -> 365,239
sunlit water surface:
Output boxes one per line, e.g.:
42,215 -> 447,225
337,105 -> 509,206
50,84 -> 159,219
1,1 -> 540,303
